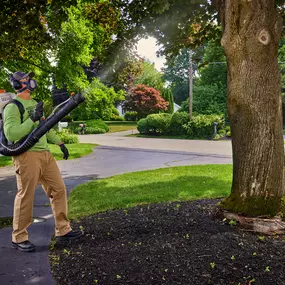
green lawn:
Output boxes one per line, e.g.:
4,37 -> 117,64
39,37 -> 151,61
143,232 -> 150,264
128,133 -> 190,139
105,121 -> 137,133
0,143 -> 96,167
69,120 -> 137,133
68,164 -> 232,219
0,156 -> 13,167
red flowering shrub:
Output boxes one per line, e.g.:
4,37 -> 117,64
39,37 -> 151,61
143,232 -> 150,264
123,84 -> 168,119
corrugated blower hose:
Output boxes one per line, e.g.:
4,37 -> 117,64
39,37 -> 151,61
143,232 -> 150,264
0,92 -> 85,156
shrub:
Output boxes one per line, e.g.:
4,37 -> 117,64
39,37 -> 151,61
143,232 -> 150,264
225,126 -> 231,137
137,113 -> 171,135
82,127 -> 106,134
146,113 -> 171,134
137,118 -> 148,134
102,107 -> 121,121
124,111 -> 138,121
87,120 -> 109,132
168,112 -> 190,135
213,129 -> 227,140
111,115 -> 125,121
57,129 -> 79,144
61,115 -> 73,122
184,114 -> 225,139
68,120 -> 109,133
124,84 -> 168,119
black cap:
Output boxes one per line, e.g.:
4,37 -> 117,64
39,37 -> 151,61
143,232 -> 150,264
12,71 -> 34,81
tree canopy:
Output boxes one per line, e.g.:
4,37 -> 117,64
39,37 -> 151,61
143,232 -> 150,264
134,61 -> 165,92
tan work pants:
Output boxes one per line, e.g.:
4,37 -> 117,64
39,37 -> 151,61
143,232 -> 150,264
12,151 -> 71,243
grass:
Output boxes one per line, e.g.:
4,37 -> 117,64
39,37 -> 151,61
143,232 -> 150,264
106,124 -> 137,133
0,156 -> 13,167
68,164 -> 232,219
128,133 -> 190,139
68,120 -> 109,133
104,121 -> 137,133
0,143 -> 96,167
68,120 -> 137,133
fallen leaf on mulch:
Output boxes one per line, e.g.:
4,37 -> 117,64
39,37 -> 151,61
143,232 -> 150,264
49,199 -> 285,285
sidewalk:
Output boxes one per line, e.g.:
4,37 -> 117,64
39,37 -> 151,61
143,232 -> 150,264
79,130 -> 233,156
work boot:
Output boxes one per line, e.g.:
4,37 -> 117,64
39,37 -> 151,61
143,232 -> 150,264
56,230 -> 83,242
11,240 -> 36,252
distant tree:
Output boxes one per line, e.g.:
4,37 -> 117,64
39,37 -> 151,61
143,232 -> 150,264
134,61 -> 165,91
124,84 -> 168,119
197,40 -> 227,88
179,85 -> 226,115
161,88 -> 174,113
105,57 -> 143,91
162,48 -> 193,104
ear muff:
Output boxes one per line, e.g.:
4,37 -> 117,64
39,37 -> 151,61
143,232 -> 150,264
9,74 -> 22,90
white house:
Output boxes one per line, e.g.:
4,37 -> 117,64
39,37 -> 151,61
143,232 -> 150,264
174,103 -> 181,113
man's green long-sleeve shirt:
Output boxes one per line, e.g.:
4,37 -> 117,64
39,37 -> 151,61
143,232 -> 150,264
3,96 -> 61,152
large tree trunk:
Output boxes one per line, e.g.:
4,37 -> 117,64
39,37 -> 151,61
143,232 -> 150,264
220,0 -> 285,216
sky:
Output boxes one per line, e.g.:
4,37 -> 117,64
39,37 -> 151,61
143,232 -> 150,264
136,37 -> 166,72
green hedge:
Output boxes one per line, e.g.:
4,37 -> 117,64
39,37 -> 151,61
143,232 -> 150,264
137,113 -> 171,134
75,127 -> 106,134
68,120 -> 109,134
137,113 -> 226,139
168,112 -> 190,135
124,111 -> 138,121
57,130 -> 79,144
137,118 -> 148,134
183,114 -> 225,139
111,115 -> 125,121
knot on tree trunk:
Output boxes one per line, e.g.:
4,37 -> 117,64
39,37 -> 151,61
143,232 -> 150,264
258,29 -> 270,45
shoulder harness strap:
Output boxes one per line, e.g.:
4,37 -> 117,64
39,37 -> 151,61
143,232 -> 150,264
5,100 -> 25,123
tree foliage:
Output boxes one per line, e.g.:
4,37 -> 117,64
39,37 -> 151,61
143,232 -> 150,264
55,4 -> 94,91
161,88 -> 174,113
163,39 -> 227,112
71,77 -> 124,120
133,61 -> 175,112
104,57 -> 143,91
196,40 -> 227,88
180,85 -> 226,115
124,84 -> 168,118
163,48 -> 192,104
0,0 -> 74,61
134,61 -> 165,91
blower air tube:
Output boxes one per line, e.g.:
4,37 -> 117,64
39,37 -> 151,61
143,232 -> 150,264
0,93 -> 85,156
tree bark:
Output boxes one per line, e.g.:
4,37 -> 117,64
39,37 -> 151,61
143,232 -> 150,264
220,0 -> 285,216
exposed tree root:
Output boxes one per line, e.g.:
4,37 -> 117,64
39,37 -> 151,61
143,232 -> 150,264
223,211 -> 285,235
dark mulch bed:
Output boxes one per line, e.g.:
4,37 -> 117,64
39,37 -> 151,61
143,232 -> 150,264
49,200 -> 285,285
0,217 -> 13,229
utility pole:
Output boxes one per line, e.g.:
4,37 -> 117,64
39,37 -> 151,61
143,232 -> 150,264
189,48 -> 193,120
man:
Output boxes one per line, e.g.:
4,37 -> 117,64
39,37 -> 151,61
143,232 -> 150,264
4,71 -> 82,252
